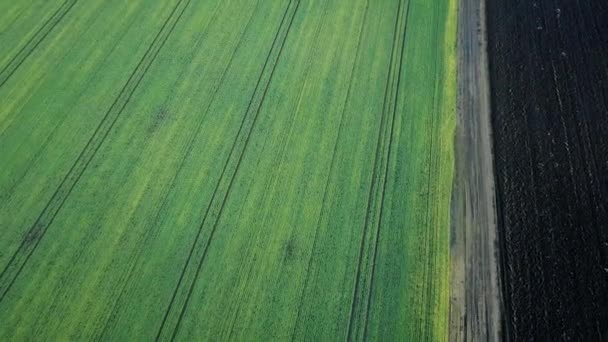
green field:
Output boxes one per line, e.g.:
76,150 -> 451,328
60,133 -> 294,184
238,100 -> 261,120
0,0 -> 457,340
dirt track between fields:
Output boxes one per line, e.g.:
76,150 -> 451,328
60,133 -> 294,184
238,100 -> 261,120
449,0 -> 504,339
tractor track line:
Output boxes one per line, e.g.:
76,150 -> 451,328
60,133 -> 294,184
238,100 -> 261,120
153,2 -> 301,340
289,1 -> 370,338
0,0 -> 192,303
220,2 -> 333,337
215,3 -> 334,339
422,20 -> 440,342
362,1 -> 410,339
418,5 -> 442,339
345,0 -> 408,340
95,1 -> 255,338
0,0 -> 77,88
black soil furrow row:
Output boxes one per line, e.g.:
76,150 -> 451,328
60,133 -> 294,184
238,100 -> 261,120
346,1 -> 408,340
0,0 -> 191,303
0,0 -> 77,88
554,0 -> 608,268
153,2 -> 301,340
487,0 -> 608,339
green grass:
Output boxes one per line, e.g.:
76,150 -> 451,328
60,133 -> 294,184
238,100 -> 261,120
0,0 -> 457,340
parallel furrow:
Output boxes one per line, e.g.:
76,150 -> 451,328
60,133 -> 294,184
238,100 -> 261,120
96,2 -> 247,338
421,11 -> 442,339
154,2 -> 301,340
0,0 -> 77,88
0,0 -> 191,302
346,0 -> 410,340
290,1 -> 371,339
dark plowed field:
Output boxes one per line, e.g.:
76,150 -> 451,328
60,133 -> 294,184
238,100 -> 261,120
487,0 -> 608,339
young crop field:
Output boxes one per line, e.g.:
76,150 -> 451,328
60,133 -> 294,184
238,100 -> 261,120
0,0 -> 457,340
